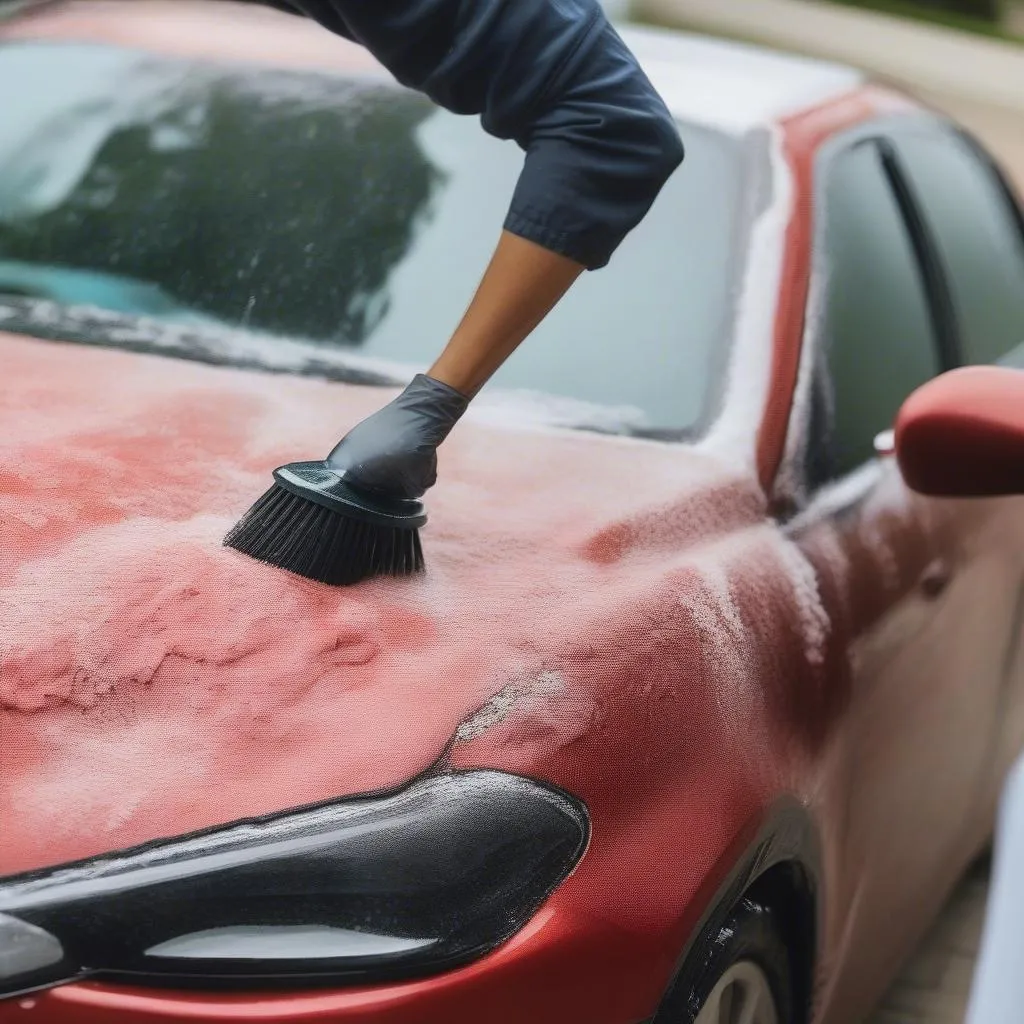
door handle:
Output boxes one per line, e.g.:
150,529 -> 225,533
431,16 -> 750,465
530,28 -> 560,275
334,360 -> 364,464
920,558 -> 953,599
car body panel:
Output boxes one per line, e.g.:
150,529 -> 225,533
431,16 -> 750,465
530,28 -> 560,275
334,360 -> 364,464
791,470 -> 1024,1023
0,328 -> 755,871
2,4 -> 1024,1024
773,121 -> 1024,1020
894,367 -> 1024,1024
0,323 -> 798,1023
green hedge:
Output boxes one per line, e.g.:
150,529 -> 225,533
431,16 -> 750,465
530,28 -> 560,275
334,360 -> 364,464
909,0 -> 1001,19
842,0 -> 1001,16
829,0 -> 1014,38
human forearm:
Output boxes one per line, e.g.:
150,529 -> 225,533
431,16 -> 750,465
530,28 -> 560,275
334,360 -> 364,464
324,232 -> 582,498
428,231 -> 584,397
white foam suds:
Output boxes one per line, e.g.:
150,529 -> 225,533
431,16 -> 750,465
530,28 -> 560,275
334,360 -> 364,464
775,262 -> 829,508
774,537 -> 830,667
466,389 -> 650,436
0,297 -> 422,383
787,461 -> 885,533
455,670 -> 566,742
20,715 -> 214,839
699,126 -> 792,469
687,551 -> 746,643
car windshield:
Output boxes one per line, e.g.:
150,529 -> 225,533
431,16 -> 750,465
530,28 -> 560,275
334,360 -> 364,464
0,39 -> 757,436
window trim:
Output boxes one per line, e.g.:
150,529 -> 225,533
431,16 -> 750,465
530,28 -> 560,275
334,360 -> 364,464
955,126 -> 1024,256
772,113 -> 960,512
889,122 -> 1024,370
876,137 -> 962,372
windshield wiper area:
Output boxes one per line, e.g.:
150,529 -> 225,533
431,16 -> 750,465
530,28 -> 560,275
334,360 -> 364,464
0,295 -> 413,388
0,295 -> 695,441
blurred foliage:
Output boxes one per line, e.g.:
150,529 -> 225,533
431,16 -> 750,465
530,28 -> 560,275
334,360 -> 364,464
825,0 -> 1021,39
0,65 -> 445,343
915,0 -> 1002,21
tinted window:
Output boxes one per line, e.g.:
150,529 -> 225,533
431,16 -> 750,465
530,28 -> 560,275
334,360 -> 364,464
812,141 -> 941,484
894,129 -> 1024,367
0,41 -> 752,435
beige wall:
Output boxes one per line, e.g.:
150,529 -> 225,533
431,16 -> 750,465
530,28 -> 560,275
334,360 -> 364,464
634,0 -> 1024,188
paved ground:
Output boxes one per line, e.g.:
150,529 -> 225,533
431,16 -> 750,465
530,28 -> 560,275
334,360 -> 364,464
1008,2 -> 1024,38
868,856 -> 991,1024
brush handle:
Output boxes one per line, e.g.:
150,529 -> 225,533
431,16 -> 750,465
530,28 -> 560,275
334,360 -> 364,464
325,374 -> 470,499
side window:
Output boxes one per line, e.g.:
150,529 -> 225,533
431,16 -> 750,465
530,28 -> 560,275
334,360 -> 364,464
894,129 -> 1024,367
808,141 -> 942,487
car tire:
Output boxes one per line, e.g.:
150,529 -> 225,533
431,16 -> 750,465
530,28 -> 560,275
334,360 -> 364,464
665,897 -> 795,1024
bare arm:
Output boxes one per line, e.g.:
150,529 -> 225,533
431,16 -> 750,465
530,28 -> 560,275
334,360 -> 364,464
428,231 -> 585,397
323,234 -> 583,498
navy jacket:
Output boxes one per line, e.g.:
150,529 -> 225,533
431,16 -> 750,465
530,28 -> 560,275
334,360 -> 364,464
265,0 -> 684,269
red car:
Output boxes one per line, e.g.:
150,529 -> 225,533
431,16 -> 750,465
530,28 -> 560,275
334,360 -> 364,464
2,3 -> 1024,1023
895,364 -> 1024,1024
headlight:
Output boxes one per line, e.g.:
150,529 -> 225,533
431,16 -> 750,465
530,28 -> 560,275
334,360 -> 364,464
0,771 -> 588,999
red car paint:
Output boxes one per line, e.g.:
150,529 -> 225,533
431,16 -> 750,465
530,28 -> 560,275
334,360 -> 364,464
3,5 -> 1024,1024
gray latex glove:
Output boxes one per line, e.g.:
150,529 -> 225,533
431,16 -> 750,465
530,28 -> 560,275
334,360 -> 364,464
325,374 -> 470,499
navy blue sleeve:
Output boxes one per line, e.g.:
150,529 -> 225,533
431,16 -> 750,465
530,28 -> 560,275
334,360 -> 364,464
281,0 -> 685,270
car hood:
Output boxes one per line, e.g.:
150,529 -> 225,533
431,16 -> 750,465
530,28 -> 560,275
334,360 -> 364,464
0,333 -> 760,874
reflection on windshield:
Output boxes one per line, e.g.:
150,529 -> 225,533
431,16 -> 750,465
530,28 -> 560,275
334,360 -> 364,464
0,41 -> 752,434
0,259 -> 214,322
999,342 -> 1024,370
0,43 -> 442,342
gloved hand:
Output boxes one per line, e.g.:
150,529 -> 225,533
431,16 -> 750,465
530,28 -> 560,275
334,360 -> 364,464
325,374 -> 470,499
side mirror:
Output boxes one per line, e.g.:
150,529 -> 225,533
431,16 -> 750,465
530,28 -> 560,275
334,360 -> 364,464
895,366 -> 1024,498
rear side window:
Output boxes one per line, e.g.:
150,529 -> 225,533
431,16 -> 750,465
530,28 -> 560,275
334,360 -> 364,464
810,141 -> 942,485
895,130 -> 1024,366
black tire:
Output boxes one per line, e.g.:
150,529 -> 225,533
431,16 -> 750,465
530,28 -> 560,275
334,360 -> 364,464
656,897 -> 795,1024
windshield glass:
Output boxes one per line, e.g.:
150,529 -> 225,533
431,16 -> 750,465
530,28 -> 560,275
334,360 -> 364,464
0,40 -> 753,435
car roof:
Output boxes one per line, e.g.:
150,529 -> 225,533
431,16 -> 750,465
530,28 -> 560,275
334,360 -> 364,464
621,24 -> 864,135
3,1 -> 865,136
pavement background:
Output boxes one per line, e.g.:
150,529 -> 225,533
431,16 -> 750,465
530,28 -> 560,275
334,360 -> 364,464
869,857 -> 991,1023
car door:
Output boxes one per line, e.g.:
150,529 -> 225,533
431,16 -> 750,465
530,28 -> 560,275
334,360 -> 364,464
888,122 -> 1024,801
778,126 -> 1021,1024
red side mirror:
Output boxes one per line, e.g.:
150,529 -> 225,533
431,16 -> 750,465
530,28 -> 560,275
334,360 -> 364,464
895,366 -> 1024,498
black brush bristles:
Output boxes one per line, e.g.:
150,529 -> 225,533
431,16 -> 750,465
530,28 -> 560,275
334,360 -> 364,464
224,462 -> 427,586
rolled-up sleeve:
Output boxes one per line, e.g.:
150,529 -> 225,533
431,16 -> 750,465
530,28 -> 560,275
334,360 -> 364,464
282,0 -> 685,269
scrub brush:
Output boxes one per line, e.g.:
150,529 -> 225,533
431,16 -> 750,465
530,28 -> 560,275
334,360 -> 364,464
224,374 -> 469,585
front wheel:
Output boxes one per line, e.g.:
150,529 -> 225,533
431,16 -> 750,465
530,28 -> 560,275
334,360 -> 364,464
694,959 -> 781,1024
689,898 -> 793,1024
